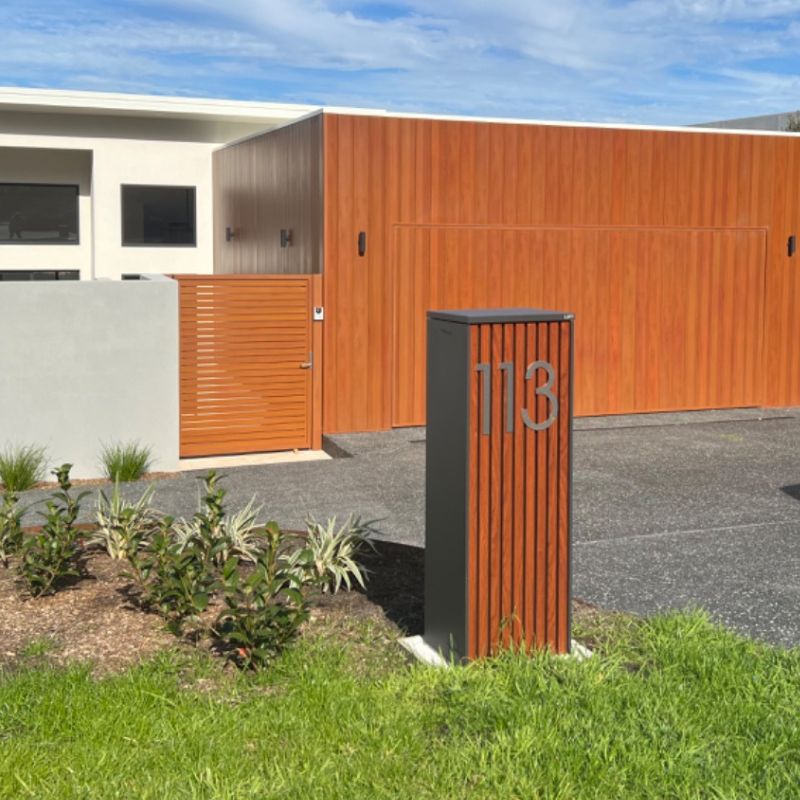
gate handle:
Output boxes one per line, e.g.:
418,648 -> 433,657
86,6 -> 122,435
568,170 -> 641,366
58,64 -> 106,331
300,352 -> 313,370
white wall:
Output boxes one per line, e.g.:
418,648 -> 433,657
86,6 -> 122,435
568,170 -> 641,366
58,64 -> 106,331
0,276 -> 179,478
0,110 -> 279,279
0,147 -> 92,275
91,139 -> 214,277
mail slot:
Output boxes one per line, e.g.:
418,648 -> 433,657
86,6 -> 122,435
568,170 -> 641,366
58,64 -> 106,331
424,308 -> 574,660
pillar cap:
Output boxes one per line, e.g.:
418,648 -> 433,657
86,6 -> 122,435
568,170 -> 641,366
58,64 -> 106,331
428,308 -> 574,324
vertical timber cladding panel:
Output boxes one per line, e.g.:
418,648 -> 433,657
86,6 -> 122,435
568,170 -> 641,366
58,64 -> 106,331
177,276 -> 313,458
323,114 -> 800,432
213,114 -> 323,276
468,320 -> 572,658
765,135 -> 800,406
393,226 -> 767,422
322,114 -> 391,432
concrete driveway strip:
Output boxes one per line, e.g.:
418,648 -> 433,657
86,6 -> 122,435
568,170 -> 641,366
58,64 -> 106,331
14,408 -> 800,646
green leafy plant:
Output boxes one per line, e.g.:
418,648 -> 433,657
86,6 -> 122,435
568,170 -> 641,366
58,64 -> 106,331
295,514 -> 374,593
111,471 -> 371,668
132,521 -> 216,637
17,465 -> 88,597
174,473 -> 267,565
0,492 -> 24,567
0,444 -> 47,491
99,441 -> 153,482
215,523 -> 311,669
92,481 -> 160,561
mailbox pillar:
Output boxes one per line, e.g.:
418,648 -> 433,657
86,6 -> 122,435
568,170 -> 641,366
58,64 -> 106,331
425,308 -> 574,660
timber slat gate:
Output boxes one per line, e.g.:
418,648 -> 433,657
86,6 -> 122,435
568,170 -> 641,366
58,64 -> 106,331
174,275 -> 315,458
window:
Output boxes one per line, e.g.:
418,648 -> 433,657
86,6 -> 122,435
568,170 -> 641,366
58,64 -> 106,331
0,270 -> 79,281
0,184 -> 79,244
121,185 -> 196,246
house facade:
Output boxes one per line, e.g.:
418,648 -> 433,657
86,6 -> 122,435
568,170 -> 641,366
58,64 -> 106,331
0,88 -> 315,280
212,110 -> 800,442
4,88 -> 800,473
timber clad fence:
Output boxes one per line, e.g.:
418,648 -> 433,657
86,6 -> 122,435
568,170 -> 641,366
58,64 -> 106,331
175,275 -> 318,458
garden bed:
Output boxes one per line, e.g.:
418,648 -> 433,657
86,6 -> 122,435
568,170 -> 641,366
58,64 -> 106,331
0,538 -> 600,675
0,540 -> 426,675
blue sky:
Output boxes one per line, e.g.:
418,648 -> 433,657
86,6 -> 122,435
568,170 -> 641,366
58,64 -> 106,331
2,0 -> 800,124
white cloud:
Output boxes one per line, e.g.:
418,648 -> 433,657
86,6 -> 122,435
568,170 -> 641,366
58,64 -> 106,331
0,0 -> 799,123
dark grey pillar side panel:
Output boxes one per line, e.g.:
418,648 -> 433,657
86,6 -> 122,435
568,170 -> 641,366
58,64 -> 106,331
424,317 -> 470,660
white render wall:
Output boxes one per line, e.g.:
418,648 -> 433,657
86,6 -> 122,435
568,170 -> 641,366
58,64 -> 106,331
0,147 -> 92,275
91,137 -> 215,277
0,109 -> 297,279
0,276 -> 179,478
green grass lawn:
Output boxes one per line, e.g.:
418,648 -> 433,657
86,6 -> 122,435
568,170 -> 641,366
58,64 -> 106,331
1,611 -> 799,800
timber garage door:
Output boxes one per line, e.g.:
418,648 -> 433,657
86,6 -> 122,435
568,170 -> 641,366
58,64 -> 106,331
176,276 -> 313,457
393,226 -> 767,425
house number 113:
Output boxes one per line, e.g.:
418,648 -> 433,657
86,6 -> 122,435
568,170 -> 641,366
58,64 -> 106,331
475,361 -> 559,435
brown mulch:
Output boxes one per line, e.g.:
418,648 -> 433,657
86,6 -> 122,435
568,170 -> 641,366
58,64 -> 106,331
0,553 -> 174,675
26,472 -> 180,490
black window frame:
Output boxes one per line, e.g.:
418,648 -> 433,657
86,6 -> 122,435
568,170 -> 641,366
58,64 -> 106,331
0,182 -> 80,246
120,184 -> 197,248
0,269 -> 79,281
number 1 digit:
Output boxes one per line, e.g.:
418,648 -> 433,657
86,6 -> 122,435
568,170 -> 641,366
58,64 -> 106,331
476,362 -> 491,435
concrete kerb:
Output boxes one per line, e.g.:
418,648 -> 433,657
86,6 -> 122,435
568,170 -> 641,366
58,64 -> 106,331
398,635 -> 592,667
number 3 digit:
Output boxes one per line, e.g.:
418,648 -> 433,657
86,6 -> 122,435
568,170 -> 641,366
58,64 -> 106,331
521,361 -> 558,431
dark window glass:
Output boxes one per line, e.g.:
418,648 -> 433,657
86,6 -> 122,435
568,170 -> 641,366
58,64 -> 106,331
0,184 -> 79,244
0,270 -> 79,281
122,185 -> 196,246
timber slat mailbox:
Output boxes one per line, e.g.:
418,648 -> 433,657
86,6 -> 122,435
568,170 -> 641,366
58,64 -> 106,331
425,308 -> 574,660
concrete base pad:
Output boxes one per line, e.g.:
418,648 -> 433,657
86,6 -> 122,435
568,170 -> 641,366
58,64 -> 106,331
399,635 -> 592,667
179,449 -> 331,472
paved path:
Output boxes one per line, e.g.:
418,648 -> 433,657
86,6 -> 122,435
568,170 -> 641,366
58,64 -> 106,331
17,407 -> 800,646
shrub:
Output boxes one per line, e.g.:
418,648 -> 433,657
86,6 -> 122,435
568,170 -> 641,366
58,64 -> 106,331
17,465 -> 88,597
130,473 -> 266,637
295,514 -> 374,593
173,473 -> 267,565
112,470 -> 371,669
215,524 -> 311,670
0,444 -> 47,491
99,441 -> 152,482
0,492 -> 23,567
133,522 -> 216,637
92,481 -> 160,561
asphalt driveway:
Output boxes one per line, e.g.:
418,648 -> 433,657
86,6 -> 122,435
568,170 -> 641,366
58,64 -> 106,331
17,407 -> 800,646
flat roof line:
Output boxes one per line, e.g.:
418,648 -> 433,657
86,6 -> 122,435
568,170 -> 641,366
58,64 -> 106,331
319,106 -> 800,138
1,87 -> 798,139
0,86 -> 318,122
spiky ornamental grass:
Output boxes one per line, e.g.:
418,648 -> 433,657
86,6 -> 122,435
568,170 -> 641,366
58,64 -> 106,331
300,514 -> 374,593
0,443 -> 47,491
98,441 -> 153,482
92,481 -> 160,561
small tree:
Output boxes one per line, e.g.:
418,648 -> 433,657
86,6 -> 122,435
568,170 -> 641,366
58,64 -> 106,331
784,112 -> 800,133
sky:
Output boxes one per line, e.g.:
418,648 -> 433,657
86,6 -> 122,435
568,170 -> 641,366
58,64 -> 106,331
2,0 -> 800,125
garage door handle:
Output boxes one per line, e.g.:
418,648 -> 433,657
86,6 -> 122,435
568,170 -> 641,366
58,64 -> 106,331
300,352 -> 313,369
